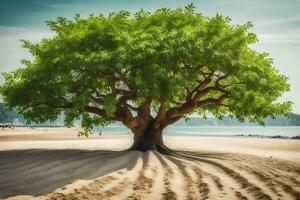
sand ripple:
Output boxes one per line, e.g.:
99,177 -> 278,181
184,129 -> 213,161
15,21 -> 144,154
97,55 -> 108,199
0,150 -> 299,200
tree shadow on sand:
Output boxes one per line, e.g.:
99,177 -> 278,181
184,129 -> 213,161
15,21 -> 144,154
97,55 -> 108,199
0,149 -> 299,199
0,149 -> 140,198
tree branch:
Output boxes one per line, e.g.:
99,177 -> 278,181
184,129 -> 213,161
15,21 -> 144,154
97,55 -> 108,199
116,105 -> 139,129
197,93 -> 230,106
124,102 -> 139,111
22,96 -> 109,119
191,75 -> 213,97
137,99 -> 152,119
83,105 -> 107,117
89,94 -> 104,104
216,74 -> 229,85
161,72 -> 231,127
153,102 -> 167,129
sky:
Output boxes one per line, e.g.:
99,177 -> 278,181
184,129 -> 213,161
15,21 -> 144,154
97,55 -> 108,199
0,0 -> 299,113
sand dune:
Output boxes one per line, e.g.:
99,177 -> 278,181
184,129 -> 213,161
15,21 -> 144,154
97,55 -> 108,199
0,128 -> 299,199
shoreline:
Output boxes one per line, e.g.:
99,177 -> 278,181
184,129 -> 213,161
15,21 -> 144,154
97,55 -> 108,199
1,126 -> 300,139
0,127 -> 299,162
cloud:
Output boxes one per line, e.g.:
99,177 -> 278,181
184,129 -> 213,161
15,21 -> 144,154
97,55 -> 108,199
257,33 -> 300,46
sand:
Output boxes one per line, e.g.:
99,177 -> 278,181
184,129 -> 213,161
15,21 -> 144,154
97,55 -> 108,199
0,127 -> 299,200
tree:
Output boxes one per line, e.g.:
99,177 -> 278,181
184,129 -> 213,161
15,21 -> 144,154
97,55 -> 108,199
0,5 -> 291,154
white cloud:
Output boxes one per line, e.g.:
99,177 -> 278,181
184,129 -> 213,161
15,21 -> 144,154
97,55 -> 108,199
257,33 -> 300,46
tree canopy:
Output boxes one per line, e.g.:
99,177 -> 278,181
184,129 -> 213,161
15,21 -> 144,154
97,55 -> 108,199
0,4 -> 291,135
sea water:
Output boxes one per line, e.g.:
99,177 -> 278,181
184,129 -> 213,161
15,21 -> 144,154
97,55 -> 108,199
93,126 -> 300,137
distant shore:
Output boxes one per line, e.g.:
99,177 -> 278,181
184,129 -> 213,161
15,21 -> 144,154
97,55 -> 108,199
2,126 -> 300,140
235,133 -> 300,139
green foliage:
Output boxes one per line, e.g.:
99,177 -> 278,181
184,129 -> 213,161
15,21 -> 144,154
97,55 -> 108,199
0,4 -> 291,132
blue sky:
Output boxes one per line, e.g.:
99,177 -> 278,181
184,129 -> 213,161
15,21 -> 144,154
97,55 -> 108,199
0,0 -> 300,113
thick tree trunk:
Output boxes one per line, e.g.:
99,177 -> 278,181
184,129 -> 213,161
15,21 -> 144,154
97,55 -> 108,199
129,127 -> 173,155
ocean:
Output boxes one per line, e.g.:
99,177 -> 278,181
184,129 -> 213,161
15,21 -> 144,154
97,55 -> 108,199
93,126 -> 300,137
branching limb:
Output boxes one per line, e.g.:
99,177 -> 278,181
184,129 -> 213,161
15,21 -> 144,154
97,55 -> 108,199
192,86 -> 228,104
89,94 -> 104,104
185,87 -> 192,102
83,105 -> 107,117
197,93 -> 230,106
190,75 -> 213,97
137,99 -> 152,121
124,102 -> 139,111
161,72 -> 231,127
116,105 -> 139,129
22,100 -> 109,119
223,82 -> 245,88
153,102 -> 167,129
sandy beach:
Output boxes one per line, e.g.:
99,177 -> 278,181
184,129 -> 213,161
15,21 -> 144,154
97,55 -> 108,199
0,127 -> 299,200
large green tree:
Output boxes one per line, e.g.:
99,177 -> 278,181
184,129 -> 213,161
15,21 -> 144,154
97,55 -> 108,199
0,5 -> 291,154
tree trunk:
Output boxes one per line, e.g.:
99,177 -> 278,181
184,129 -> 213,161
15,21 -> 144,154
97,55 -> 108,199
129,127 -> 173,155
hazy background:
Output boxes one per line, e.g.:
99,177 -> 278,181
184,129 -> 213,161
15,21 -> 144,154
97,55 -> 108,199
0,0 -> 299,113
